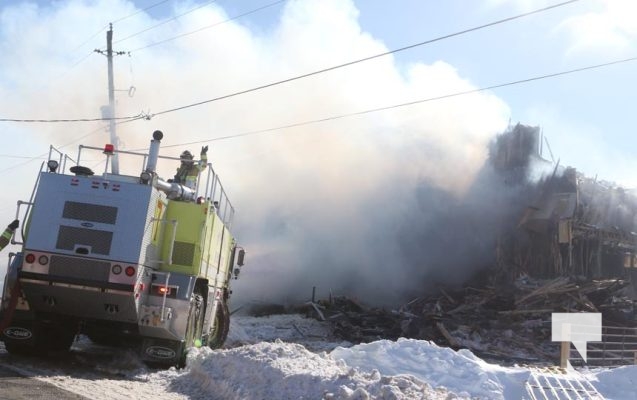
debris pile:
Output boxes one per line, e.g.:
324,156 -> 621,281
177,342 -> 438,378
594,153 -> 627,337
305,276 -> 635,365
297,123 -> 637,366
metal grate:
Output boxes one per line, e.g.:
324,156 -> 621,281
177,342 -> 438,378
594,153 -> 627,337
56,226 -> 113,255
63,201 -> 118,224
172,241 -> 195,266
50,255 -> 110,281
525,366 -> 605,400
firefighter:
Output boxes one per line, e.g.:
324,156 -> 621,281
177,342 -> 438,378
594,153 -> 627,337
0,219 -> 19,324
0,219 -> 18,251
174,146 -> 208,190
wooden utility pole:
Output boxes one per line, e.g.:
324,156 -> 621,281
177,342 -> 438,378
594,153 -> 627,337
96,23 -> 126,174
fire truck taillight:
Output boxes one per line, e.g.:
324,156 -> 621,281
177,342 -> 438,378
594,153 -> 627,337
38,255 -> 49,265
156,286 -> 173,296
112,264 -> 122,275
25,254 -> 35,264
125,266 -> 136,277
150,285 -> 177,298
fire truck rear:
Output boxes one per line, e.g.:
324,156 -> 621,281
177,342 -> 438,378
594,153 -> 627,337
0,130 -> 245,367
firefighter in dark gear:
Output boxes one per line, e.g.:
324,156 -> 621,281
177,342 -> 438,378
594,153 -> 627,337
0,219 -> 18,251
174,146 -> 208,190
0,219 -> 20,330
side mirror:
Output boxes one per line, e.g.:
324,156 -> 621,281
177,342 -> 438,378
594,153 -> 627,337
237,249 -> 246,266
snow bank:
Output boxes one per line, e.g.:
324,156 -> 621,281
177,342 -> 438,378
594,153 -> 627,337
331,338 -> 530,399
585,365 -> 637,400
3,315 -> 636,399
178,340 -> 452,399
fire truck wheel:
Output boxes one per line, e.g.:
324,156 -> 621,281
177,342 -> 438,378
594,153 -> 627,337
4,323 -> 75,355
46,325 -> 76,352
208,301 -> 229,349
4,340 -> 40,356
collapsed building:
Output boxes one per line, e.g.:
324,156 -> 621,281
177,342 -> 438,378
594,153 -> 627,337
492,124 -> 637,295
303,124 -> 637,366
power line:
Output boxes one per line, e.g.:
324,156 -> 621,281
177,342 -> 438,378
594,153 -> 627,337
71,0 -> 173,51
0,0 -> 580,123
111,0 -> 172,25
57,1 -> 170,78
130,0 -> 286,52
14,55 -> 637,159
58,125 -> 110,149
155,56 -> 637,148
0,153 -> 47,174
0,123 -> 109,174
0,154 -> 45,160
145,0 -> 581,118
62,50 -> 99,75
0,114 -> 145,123
114,0 -> 220,44
71,25 -> 109,52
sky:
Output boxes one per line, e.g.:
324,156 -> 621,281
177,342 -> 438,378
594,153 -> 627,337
2,313 -> 635,399
0,0 -> 636,305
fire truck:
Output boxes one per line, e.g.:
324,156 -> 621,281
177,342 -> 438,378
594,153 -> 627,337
0,130 -> 245,367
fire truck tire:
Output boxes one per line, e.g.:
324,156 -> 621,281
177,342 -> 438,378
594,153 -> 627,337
87,333 -> 122,346
4,340 -> 40,356
4,323 -> 75,355
208,301 -> 229,349
46,325 -> 76,352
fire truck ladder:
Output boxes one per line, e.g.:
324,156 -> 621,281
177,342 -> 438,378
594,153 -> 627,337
525,366 -> 605,400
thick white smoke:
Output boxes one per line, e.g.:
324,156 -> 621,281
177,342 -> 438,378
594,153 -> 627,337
0,0 -> 510,305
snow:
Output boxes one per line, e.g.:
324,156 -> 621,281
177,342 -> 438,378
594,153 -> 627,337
1,314 -> 636,399
583,366 -> 637,400
181,341 -> 449,399
331,338 -> 531,399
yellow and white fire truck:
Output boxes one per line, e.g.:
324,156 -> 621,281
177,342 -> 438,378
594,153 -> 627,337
0,130 -> 244,367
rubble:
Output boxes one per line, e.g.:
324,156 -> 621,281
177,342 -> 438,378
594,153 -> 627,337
304,276 -> 635,365
299,124 -> 637,367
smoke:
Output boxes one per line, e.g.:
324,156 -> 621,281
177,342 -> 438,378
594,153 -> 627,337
0,0 -> 512,306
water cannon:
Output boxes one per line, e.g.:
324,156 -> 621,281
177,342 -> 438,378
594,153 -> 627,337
142,130 -> 197,202
145,130 -> 163,174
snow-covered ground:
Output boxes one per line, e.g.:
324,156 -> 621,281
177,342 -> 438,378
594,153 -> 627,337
1,314 -> 636,399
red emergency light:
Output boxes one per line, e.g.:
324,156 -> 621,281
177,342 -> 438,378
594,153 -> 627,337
103,144 -> 115,154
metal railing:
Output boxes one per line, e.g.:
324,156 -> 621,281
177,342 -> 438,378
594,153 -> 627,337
43,143 -> 235,228
568,325 -> 637,367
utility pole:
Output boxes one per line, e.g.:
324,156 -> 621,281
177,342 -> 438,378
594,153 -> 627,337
95,23 -> 126,174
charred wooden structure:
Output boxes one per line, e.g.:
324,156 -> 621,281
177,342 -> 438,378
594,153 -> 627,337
492,124 -> 637,295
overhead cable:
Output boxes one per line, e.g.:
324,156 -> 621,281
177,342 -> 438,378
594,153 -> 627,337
0,0 -> 580,123
114,0 -> 220,44
145,0 -> 582,117
111,0 -> 172,25
71,25 -> 109,52
155,56 -> 637,147
130,0 -> 286,52
0,113 -> 147,124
